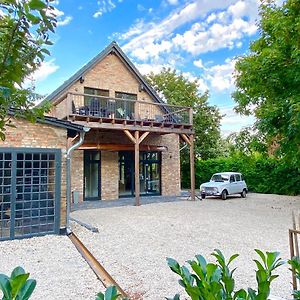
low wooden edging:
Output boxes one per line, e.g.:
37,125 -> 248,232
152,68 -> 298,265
68,231 -> 128,298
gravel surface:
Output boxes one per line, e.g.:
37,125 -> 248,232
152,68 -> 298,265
0,235 -> 104,300
71,193 -> 300,299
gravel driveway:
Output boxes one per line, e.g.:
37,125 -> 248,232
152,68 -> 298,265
71,193 -> 300,299
0,235 -> 104,300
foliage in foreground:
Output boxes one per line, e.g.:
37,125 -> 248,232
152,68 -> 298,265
1,251 -> 300,300
181,153 -> 300,195
167,249 -> 284,300
0,267 -> 36,300
289,256 -> 300,299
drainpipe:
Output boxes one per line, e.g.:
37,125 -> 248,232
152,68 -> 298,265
66,127 -> 90,232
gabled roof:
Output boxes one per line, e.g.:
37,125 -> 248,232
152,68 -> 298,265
8,109 -> 86,131
42,41 -> 164,105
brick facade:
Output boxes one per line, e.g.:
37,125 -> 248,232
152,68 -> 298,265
70,130 -> 181,201
51,47 -> 182,201
0,118 -> 68,228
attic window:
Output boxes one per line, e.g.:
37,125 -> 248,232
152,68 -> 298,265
115,92 -> 137,101
84,87 -> 109,97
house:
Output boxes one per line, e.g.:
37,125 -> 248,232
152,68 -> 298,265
0,41 -> 195,240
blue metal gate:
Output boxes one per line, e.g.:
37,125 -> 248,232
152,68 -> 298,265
0,148 -> 61,240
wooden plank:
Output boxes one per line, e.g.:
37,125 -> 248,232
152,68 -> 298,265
71,118 -> 194,135
123,129 -> 136,144
78,143 -> 167,152
180,133 -> 191,146
190,134 -> 195,201
139,131 -> 150,144
134,131 -> 140,206
68,232 -> 128,297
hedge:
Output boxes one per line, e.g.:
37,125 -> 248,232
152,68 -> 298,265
181,154 -> 300,195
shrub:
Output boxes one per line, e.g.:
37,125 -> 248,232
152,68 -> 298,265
167,249 -> 284,300
0,267 -> 36,300
182,154 -> 300,195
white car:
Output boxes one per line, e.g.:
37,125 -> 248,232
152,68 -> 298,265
200,172 -> 248,200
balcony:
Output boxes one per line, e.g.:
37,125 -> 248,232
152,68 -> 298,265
64,92 -> 193,134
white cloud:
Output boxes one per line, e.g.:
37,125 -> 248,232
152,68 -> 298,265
57,15 -> 73,26
205,58 -> 237,92
50,6 -> 73,27
93,0 -> 118,18
193,59 -> 205,69
167,0 -> 179,5
24,60 -> 59,87
120,0 -> 258,62
219,106 -> 255,136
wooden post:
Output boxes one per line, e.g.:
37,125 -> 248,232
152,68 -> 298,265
190,134 -> 195,201
189,108 -> 193,125
134,131 -> 140,206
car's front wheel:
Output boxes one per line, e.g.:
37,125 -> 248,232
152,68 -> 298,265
221,190 -> 227,200
241,189 -> 247,198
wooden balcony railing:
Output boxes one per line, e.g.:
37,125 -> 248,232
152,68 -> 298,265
66,92 -> 193,126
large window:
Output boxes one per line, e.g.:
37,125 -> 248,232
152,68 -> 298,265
115,92 -> 136,119
118,151 -> 161,197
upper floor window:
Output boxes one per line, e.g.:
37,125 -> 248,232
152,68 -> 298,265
115,91 -> 137,101
84,87 -> 109,97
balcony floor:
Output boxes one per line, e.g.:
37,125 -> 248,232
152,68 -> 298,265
68,114 -> 194,134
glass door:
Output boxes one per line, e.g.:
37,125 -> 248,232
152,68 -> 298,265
118,151 -> 161,197
84,151 -> 101,200
119,152 -> 134,197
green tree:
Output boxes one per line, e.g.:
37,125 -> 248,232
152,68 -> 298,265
0,0 -> 56,139
146,68 -> 222,160
227,126 -> 268,156
233,0 -> 300,166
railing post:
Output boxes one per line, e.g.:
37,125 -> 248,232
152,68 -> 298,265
66,93 -> 72,119
189,108 -> 193,125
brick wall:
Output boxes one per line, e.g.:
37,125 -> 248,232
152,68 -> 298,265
0,118 -> 68,228
71,130 -> 181,201
101,151 -> 118,200
71,150 -> 84,201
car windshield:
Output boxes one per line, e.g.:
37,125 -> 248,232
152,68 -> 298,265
211,174 -> 230,182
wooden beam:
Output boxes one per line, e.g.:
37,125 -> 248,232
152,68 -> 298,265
180,133 -> 191,146
78,143 -> 167,152
139,131 -> 150,144
71,119 -> 194,135
134,131 -> 140,206
123,129 -> 136,144
189,134 -> 195,201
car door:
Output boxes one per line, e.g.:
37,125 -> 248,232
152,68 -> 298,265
235,174 -> 243,193
229,174 -> 240,194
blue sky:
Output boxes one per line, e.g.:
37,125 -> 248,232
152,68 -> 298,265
33,0 -> 262,136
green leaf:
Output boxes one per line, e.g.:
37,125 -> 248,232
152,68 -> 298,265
18,279 -> 37,300
11,273 -> 29,298
11,266 -> 26,279
28,0 -> 47,10
254,249 -> 266,266
228,253 -> 239,266
104,286 -> 119,300
167,258 -> 181,275
95,292 -> 105,300
0,275 -> 12,299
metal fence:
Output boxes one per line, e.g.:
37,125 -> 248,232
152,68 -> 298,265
68,93 -> 192,125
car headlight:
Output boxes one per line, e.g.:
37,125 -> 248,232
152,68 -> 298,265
213,187 -> 218,192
